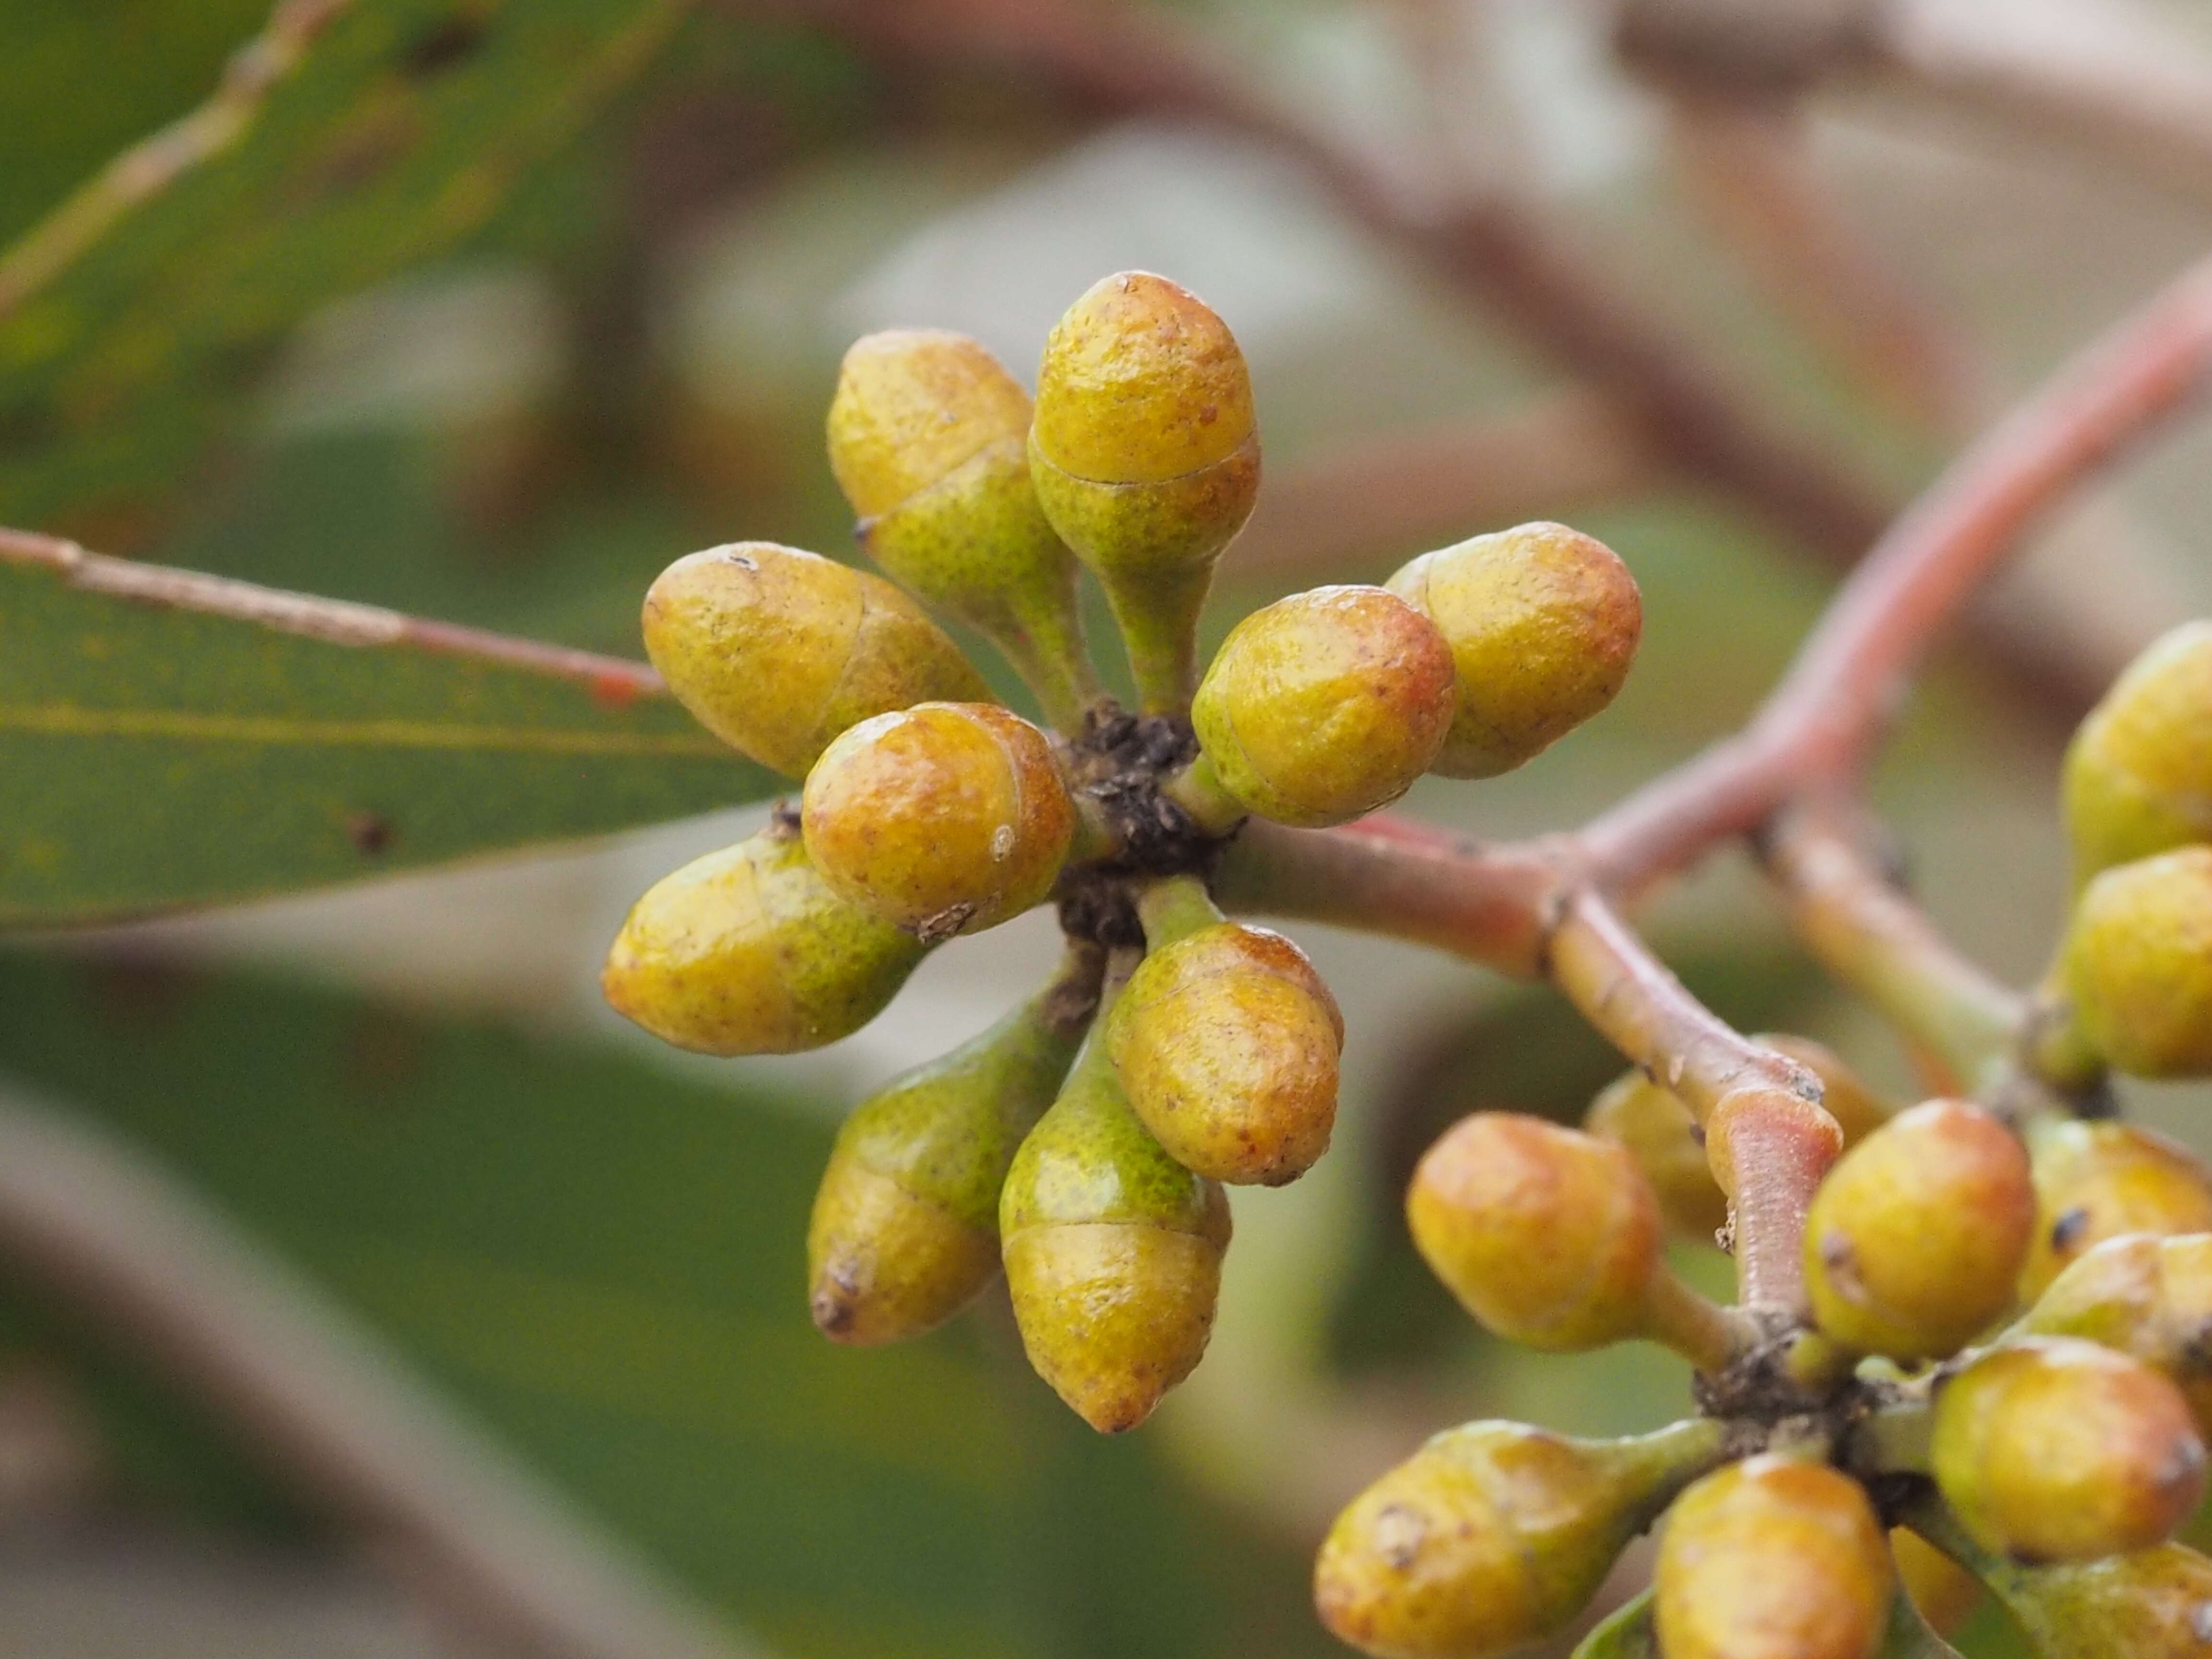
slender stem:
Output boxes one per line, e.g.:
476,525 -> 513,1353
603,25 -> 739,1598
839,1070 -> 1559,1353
1134,873 -> 1225,949
1759,805 -> 2025,1090
1106,563 -> 1213,718
1209,818 -> 1556,978
1641,1266 -> 1756,1375
1706,1089 -> 1843,1312
1850,1395 -> 1936,1478
1159,751 -> 1249,838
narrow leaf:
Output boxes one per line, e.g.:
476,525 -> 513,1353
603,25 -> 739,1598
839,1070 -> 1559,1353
0,529 -> 772,923
1573,1588 -> 1659,1658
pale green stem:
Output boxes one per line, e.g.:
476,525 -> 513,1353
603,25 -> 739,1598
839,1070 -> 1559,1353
1104,563 -> 1212,717
1135,874 -> 1226,950
1158,751 -> 1248,838
998,587 -> 1105,736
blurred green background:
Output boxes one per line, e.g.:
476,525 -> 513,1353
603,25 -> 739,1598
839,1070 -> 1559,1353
0,0 -> 2210,1654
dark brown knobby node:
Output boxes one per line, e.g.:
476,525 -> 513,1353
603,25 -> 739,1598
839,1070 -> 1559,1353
1052,702 -> 1238,951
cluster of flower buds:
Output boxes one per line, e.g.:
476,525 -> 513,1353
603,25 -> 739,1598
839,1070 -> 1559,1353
603,270 -> 1644,1437
1317,617 -> 2212,1656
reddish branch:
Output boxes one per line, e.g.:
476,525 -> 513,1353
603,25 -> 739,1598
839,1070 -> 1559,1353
1223,246 -> 2212,1309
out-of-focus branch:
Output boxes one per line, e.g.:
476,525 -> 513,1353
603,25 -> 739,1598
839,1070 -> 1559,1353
1222,391 -> 1658,578
768,0 -> 1895,564
0,0 -> 358,322
1871,0 -> 2212,214
0,1081 -> 751,1659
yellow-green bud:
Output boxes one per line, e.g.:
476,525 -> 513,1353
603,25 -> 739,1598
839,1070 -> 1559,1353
1190,585 -> 1457,828
2020,1118 -> 2212,1300
2025,1233 -> 2212,1440
601,826 -> 925,1055
1804,1100 -> 2034,1361
801,701 -> 1077,940
1932,1335 -> 2205,1563
2064,620 -> 2212,881
1000,1023 -> 1231,1433
826,330 -> 1095,727
807,970 -> 1092,1345
1655,1457 -> 1892,1659
1315,1418 -> 1722,1659
1892,1528 -> 1982,1638
1029,271 -> 1259,713
642,542 -> 988,777
1978,1541 -> 2212,1658
1586,1034 -> 1895,1244
2063,846 -> 2212,1078
1408,1114 -> 1720,1359
1385,522 -> 1642,780
1107,921 -> 1342,1186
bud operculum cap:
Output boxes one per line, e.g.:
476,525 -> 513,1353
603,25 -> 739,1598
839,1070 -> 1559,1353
2063,620 -> 2212,881
642,542 -> 988,777
1932,1335 -> 2206,1563
827,331 -> 1095,728
1654,1456 -> 1893,1659
1029,272 -> 1259,712
2063,846 -> 2212,1079
2020,1118 -> 2212,1299
808,972 -> 1091,1345
802,701 -> 1077,940
2026,1232 -> 2212,1437
1192,585 -> 1457,828
1315,1419 -> 1722,1659
1386,522 -> 1642,780
602,825 -> 926,1056
1803,1099 -> 2034,1360
1000,1015 -> 1230,1432
1108,921 -> 1343,1186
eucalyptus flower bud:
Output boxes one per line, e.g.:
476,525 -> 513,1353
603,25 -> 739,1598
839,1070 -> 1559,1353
1408,1115 -> 1736,1369
642,541 -> 987,777
2025,1232 -> 2212,1437
602,826 -> 925,1055
1315,1418 -> 1722,1659
1655,1457 -> 1892,1659
1385,522 -> 1642,779
808,962 -> 1094,1345
1190,585 -> 1457,828
2064,620 -> 2212,880
1804,1100 -> 2034,1360
1000,1018 -> 1231,1433
1108,921 -> 1343,1186
2020,1118 -> 2212,1300
802,702 -> 1078,940
1979,1541 -> 2212,1658
2063,846 -> 2212,1078
1932,1335 -> 2205,1563
1029,271 -> 1259,712
827,330 -> 1095,726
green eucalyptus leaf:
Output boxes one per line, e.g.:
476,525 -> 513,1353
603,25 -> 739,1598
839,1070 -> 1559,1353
1881,1588 -> 1966,1659
1572,1588 -> 1658,1659
0,0 -> 691,532
0,532 -> 771,924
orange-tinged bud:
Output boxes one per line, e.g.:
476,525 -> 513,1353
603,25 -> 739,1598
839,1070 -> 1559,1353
2063,847 -> 2212,1078
1981,1541 -> 2212,1658
1029,272 -> 1260,714
642,542 -> 987,777
1586,1035 -> 1894,1244
1655,1456 -> 1892,1659
1893,1528 -> 1982,1637
1315,1418 -> 1722,1659
1933,1335 -> 2205,1563
1190,585 -> 1457,828
808,972 -> 1090,1345
1804,1100 -> 2034,1360
602,827 -> 926,1056
1108,922 -> 1343,1185
826,330 -> 1095,727
2026,1232 -> 2212,1438
1000,1024 -> 1230,1433
1385,522 -> 1642,779
2021,1118 -> 2212,1299
2063,620 -> 2212,881
802,702 -> 1077,940
1407,1115 -> 1734,1368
